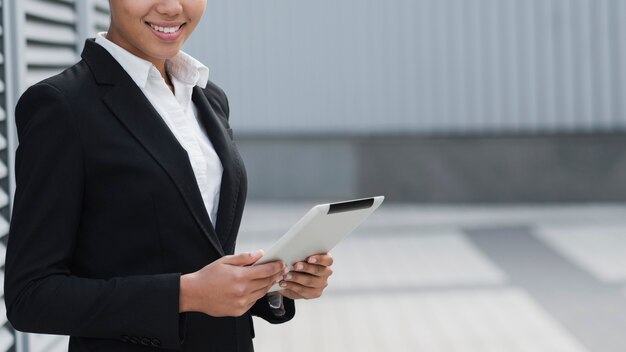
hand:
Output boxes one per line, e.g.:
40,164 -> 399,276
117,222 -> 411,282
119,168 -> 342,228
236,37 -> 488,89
278,253 -> 334,300
179,250 -> 287,317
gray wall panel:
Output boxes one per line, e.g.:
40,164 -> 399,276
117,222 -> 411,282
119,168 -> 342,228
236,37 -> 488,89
235,134 -> 626,202
186,0 -> 626,135
236,138 -> 357,200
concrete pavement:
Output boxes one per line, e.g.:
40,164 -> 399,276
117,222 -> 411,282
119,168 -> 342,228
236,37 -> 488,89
238,202 -> 626,352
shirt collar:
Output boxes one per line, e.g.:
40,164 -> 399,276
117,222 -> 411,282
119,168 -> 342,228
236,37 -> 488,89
167,51 -> 209,88
94,32 -> 209,89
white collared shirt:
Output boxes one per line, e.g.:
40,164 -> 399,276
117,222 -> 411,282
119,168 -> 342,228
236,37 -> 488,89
95,33 -> 223,227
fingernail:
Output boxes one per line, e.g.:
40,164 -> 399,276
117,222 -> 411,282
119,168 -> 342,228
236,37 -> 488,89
296,263 -> 303,271
280,282 -> 287,287
283,266 -> 290,274
308,257 -> 317,264
250,250 -> 260,257
286,274 -> 293,280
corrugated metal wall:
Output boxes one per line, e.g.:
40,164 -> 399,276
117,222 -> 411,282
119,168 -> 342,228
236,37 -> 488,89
1,1 -> 15,351
24,0 -> 79,87
4,1 -> 109,351
186,0 -> 626,135
23,0 -> 108,88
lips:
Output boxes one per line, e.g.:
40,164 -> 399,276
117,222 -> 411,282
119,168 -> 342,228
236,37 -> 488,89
145,21 -> 187,41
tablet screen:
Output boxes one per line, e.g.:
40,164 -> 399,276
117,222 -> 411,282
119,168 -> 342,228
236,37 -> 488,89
254,196 -> 384,289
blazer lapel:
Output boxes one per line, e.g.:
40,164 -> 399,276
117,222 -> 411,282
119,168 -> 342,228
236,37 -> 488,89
192,87 -> 242,248
81,40 -> 225,256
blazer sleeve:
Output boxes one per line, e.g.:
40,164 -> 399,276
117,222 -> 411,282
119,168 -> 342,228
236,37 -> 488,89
4,83 -> 183,350
250,295 -> 296,324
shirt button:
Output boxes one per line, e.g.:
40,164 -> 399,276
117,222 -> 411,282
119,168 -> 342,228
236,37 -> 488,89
141,337 -> 151,346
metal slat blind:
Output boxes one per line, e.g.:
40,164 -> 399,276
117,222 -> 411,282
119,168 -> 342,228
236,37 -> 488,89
91,0 -> 110,34
0,0 -> 16,349
186,0 -> 626,135
24,0 -> 78,87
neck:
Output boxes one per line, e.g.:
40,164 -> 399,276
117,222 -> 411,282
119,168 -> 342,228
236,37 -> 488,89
155,62 -> 171,85
104,30 -> 173,90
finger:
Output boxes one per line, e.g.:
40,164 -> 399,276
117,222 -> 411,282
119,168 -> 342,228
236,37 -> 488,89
283,271 -> 321,288
249,272 -> 283,292
307,253 -> 334,267
281,272 -> 328,289
279,289 -> 305,300
292,262 -> 325,276
246,261 -> 287,280
278,281 -> 323,299
221,250 -> 265,266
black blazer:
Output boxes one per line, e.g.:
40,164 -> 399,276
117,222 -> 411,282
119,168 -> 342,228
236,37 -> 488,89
4,39 -> 294,352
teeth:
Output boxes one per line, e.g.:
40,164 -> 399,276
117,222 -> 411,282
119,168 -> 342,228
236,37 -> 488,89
149,23 -> 182,34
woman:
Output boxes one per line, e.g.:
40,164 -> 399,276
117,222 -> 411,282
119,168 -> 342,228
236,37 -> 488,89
4,1 -> 333,351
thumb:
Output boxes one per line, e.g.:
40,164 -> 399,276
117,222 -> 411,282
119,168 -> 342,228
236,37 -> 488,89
221,249 -> 264,266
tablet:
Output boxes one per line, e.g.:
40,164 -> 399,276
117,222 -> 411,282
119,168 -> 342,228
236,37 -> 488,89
254,196 -> 384,292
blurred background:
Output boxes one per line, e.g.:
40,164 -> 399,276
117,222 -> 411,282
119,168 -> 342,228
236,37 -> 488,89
1,0 -> 626,351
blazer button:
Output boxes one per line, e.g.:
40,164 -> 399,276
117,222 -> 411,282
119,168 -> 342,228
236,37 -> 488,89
140,337 -> 151,346
120,335 -> 131,343
129,336 -> 140,344
151,338 -> 161,347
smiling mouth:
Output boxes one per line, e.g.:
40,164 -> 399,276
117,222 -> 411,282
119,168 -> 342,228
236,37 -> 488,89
146,22 -> 186,34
